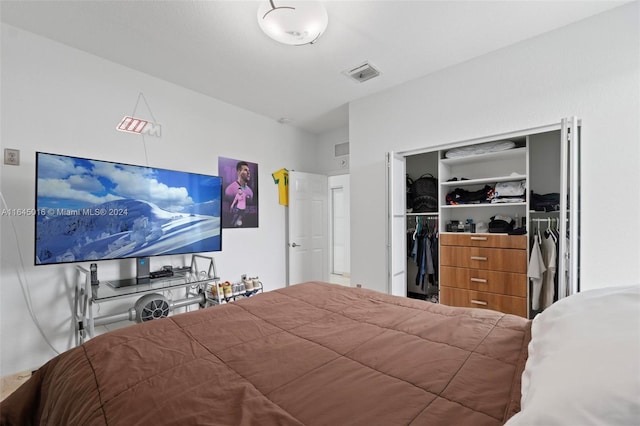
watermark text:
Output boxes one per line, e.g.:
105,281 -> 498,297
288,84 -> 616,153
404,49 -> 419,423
1,208 -> 129,217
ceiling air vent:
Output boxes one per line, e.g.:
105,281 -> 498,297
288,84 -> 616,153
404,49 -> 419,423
343,62 -> 380,83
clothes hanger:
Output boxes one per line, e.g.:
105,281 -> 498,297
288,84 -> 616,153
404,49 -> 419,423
553,217 -> 560,239
547,218 -> 558,243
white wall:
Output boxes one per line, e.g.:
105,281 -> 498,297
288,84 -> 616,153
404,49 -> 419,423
316,126 -> 350,175
0,25 -> 319,375
349,3 -> 640,294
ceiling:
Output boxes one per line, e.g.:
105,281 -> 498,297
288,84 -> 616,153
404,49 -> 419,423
1,1 -> 629,135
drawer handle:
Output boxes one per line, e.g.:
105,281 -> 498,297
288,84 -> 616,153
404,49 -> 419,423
470,256 -> 488,261
470,237 -> 488,241
470,278 -> 487,283
470,299 -> 488,306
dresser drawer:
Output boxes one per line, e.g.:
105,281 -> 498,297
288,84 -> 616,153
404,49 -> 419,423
440,246 -> 527,273
440,286 -> 527,317
440,233 -> 527,249
440,266 -> 527,297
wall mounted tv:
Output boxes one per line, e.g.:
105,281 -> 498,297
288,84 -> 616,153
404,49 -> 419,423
34,152 -> 222,265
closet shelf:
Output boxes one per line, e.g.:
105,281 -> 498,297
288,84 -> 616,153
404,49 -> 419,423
529,210 -> 560,214
441,202 -> 527,209
439,147 -> 527,166
441,174 -> 526,187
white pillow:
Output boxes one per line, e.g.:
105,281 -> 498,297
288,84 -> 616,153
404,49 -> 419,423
506,285 -> 640,426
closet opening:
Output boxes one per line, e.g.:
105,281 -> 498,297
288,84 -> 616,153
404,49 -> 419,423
387,118 -> 581,319
406,151 -> 440,302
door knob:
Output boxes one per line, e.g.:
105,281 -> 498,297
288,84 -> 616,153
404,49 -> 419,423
290,242 -> 301,247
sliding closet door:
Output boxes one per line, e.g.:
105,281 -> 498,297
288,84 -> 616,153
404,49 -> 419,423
559,117 -> 581,299
386,152 -> 407,297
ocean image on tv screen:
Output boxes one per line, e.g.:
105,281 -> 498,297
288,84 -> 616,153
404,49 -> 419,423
35,153 -> 222,265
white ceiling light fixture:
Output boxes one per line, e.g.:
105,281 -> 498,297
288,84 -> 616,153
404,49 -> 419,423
257,1 -> 328,46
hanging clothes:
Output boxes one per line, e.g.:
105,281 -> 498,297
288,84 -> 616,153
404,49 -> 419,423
418,233 -> 435,289
429,231 -> 439,286
410,216 -> 437,291
540,227 -> 558,310
562,233 -> 570,299
410,217 -> 421,261
528,234 -> 546,311
550,221 -> 561,302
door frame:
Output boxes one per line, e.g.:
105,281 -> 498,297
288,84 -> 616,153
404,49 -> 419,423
386,152 -> 407,297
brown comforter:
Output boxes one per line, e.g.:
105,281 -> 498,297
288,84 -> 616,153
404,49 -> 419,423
1,282 -> 530,425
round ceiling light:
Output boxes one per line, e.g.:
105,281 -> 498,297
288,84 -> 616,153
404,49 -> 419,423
257,1 -> 328,46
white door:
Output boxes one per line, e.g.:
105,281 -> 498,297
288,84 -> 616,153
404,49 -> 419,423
386,152 -> 407,296
559,116 -> 581,299
329,174 -> 350,277
288,171 -> 328,285
331,186 -> 346,274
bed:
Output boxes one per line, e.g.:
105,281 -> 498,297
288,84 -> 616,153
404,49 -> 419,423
1,282 -> 638,425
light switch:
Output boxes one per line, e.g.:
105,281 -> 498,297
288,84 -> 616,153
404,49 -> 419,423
4,149 -> 20,166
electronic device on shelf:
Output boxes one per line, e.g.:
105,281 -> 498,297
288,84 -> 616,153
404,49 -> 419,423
150,268 -> 174,279
90,263 -> 99,285
33,152 -> 223,274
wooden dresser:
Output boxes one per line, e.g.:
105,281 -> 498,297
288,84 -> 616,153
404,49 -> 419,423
439,233 -> 528,317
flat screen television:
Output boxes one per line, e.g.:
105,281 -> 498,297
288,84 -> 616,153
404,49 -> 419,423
34,152 -> 222,265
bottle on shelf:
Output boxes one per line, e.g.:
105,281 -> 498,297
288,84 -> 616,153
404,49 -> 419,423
223,281 -> 233,299
243,276 -> 254,292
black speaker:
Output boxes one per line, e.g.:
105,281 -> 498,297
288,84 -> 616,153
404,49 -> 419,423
90,263 -> 100,285
136,257 -> 150,284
